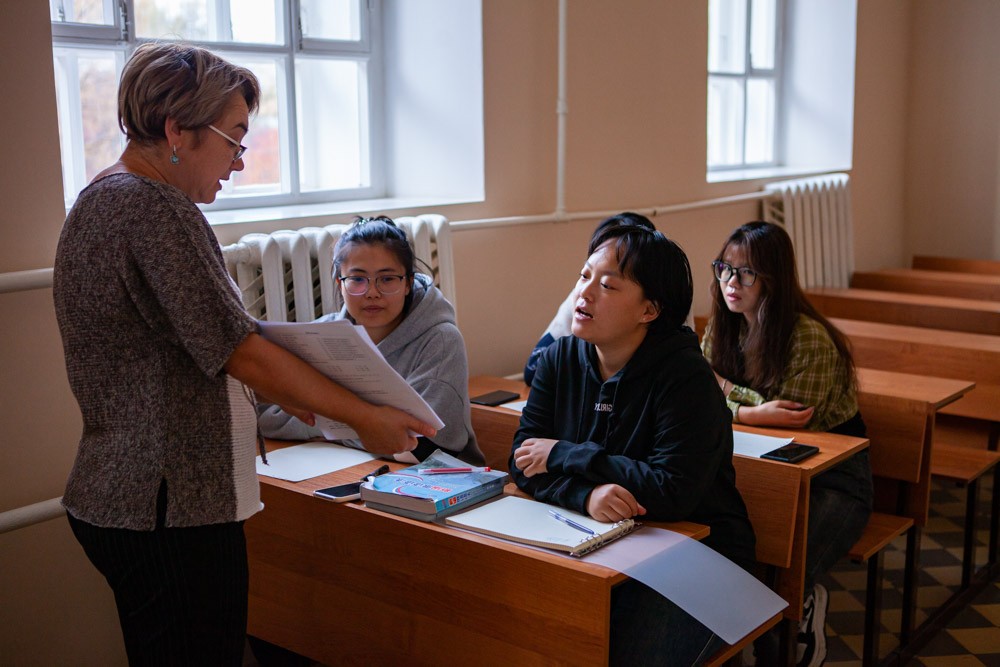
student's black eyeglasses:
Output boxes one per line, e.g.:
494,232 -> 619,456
712,261 -> 758,287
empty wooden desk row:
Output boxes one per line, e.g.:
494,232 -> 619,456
828,317 -> 1000,451
805,286 -> 1000,336
851,268 -> 1000,301
913,255 -> 1000,276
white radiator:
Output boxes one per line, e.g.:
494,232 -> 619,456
221,214 -> 456,322
763,173 -> 853,289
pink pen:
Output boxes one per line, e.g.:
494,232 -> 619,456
420,467 -> 491,475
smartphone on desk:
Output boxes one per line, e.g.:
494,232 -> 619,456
314,481 -> 362,502
470,389 -> 521,407
760,443 -> 819,464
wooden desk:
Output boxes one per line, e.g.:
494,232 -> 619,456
246,445 -> 708,666
851,268 -> 1000,301
913,255 -> 1000,276
467,376 -> 868,625
830,317 -> 1000,450
806,287 -> 1000,335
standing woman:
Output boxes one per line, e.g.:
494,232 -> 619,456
511,215 -> 756,665
701,221 -> 872,667
258,216 -> 484,465
53,43 -> 433,666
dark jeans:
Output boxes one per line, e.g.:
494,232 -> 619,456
66,484 -> 249,667
755,412 -> 874,663
610,579 -> 725,666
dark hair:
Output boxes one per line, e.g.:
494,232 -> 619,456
333,216 -> 417,313
588,212 -> 693,333
118,42 -> 260,144
707,221 -> 856,394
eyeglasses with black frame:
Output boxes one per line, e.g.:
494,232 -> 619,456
338,274 -> 407,296
206,124 -> 247,162
712,261 -> 758,287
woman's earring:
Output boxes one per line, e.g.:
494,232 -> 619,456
170,146 -> 180,165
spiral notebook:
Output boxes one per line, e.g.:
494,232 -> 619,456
445,495 -> 638,557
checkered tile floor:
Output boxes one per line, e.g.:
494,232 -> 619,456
819,477 -> 999,666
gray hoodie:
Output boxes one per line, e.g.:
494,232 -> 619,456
257,274 -> 484,465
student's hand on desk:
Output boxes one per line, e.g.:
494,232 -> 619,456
586,484 -> 646,523
513,438 -> 557,476
740,400 -> 815,428
353,405 -> 437,456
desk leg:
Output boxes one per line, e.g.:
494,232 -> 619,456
862,552 -> 885,667
900,525 -> 921,646
961,479 -> 980,589
989,466 -> 999,571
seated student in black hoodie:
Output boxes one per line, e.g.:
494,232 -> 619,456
510,213 -> 756,666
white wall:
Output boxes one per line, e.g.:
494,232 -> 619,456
3,1 -> 986,663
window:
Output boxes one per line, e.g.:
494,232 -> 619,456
707,0 -> 781,171
50,0 -> 382,211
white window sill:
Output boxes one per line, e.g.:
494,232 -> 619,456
203,195 -> 478,229
706,164 -> 851,184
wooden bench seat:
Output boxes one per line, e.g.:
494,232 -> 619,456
931,444 -> 1000,587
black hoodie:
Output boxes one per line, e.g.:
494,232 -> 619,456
510,326 -> 756,571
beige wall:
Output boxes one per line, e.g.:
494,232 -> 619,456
905,0 -> 1000,260
0,1 -> 990,663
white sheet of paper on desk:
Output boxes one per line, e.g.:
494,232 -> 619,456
499,400 -> 527,413
585,527 -> 787,645
256,442 -> 377,482
259,320 -> 445,439
732,429 -> 794,458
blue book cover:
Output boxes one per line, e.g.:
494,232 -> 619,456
360,450 -> 507,517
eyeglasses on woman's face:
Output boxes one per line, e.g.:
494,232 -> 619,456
206,124 -> 247,162
712,260 -> 758,287
339,274 -> 407,296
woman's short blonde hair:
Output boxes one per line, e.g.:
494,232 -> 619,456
118,42 -> 260,144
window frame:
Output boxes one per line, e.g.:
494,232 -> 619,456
49,0 -> 384,212
707,0 -> 785,173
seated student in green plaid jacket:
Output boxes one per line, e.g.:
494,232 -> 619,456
701,221 -> 873,667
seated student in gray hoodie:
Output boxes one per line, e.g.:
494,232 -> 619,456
257,216 -> 484,465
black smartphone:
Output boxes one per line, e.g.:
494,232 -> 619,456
760,443 -> 820,463
314,482 -> 362,502
470,389 -> 521,406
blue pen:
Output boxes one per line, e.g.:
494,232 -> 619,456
548,509 -> 596,536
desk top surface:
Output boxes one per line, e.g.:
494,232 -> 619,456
829,317 -> 1000,350
468,376 -> 870,478
257,439 -> 710,579
808,286 -> 1000,312
856,367 -> 975,410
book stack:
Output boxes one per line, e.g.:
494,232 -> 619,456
360,450 -> 507,521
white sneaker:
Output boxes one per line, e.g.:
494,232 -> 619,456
796,583 -> 828,667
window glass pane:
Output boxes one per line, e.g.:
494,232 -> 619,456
750,0 -> 776,70
708,0 -> 746,74
223,57 -> 285,196
300,0 -> 361,42
136,0 -> 282,45
53,48 -> 123,202
231,0 -> 283,45
707,76 -> 744,168
51,0 -> 115,25
296,58 -> 366,192
745,78 -> 775,164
